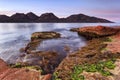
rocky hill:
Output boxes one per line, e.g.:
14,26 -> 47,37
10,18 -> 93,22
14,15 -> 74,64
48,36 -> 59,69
38,13 -> 60,22
0,15 -> 10,22
10,13 -> 30,22
66,14 -> 111,23
26,12 -> 39,21
0,12 -> 112,23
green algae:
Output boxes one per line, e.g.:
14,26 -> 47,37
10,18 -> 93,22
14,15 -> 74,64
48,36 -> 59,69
10,63 -> 42,72
71,59 -> 116,80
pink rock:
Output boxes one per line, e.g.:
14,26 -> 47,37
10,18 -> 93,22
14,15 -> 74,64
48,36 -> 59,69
0,59 -> 42,80
42,74 -> 52,80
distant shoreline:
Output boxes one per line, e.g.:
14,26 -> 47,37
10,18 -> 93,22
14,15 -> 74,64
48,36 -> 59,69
0,21 -> 113,23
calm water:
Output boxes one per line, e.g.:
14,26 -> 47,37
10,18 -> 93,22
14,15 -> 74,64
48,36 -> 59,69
0,23 -> 120,63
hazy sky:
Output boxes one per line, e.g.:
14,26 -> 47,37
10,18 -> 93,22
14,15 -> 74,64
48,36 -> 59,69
0,0 -> 120,22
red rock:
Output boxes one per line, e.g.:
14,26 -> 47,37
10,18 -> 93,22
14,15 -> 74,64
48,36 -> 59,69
95,25 -> 105,31
0,59 -> 9,75
0,59 -> 42,80
106,33 -> 120,53
71,25 -> 120,39
42,74 -> 52,80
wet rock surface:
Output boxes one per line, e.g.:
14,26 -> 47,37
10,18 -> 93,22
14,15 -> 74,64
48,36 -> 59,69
24,40 -> 42,54
20,51 -> 60,74
20,31 -> 61,53
24,31 -> 61,53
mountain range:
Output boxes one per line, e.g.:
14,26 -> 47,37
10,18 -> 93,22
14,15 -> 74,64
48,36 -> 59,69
0,12 -> 112,23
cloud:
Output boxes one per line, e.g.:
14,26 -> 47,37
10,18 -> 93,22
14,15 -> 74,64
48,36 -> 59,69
90,9 -> 120,22
86,0 -> 120,4
92,9 -> 120,15
0,11 -> 17,16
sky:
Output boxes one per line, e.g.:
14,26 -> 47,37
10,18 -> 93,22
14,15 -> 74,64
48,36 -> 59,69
0,0 -> 120,22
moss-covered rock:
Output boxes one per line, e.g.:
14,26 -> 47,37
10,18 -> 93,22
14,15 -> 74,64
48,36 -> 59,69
20,31 -> 61,53
19,31 -> 62,75
31,31 -> 61,41
54,37 -> 120,80
18,51 -> 60,74
21,31 -> 61,54
0,59 -> 46,80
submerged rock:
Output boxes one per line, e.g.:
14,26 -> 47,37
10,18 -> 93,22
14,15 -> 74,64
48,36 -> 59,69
21,31 -> 61,53
31,31 -> 61,41
25,40 -> 42,54
19,31 -> 61,74
34,51 -> 60,74
70,28 -> 79,32
19,51 -> 60,74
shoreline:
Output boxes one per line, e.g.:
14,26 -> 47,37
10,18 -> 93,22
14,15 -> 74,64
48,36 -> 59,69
0,25 -> 120,80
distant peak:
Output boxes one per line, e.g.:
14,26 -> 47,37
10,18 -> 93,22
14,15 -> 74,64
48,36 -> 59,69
38,13 -> 59,22
26,12 -> 39,20
41,13 -> 55,16
69,13 -> 89,17
26,12 -> 38,17
14,13 -> 25,15
40,13 -> 58,18
0,15 -> 9,17
11,13 -> 26,17
26,12 -> 35,15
